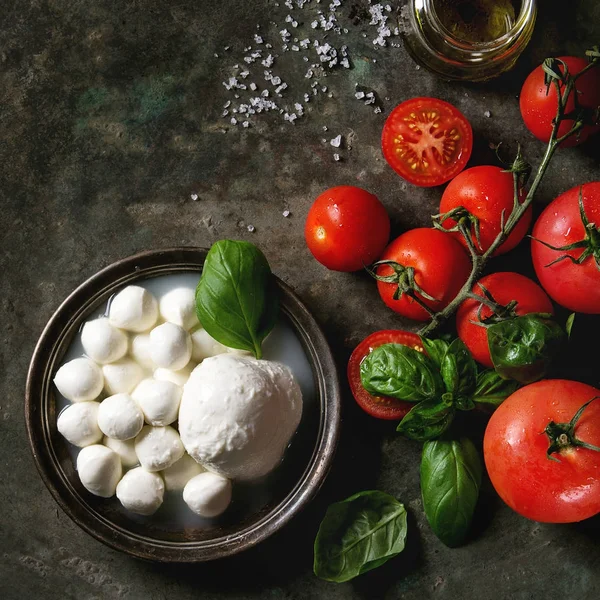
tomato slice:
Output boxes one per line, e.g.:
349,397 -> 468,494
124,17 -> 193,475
382,97 -> 473,187
347,330 -> 424,420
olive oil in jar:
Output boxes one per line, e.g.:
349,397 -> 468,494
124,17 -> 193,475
434,0 -> 519,43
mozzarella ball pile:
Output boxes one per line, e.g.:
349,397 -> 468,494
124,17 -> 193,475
53,283 -> 235,519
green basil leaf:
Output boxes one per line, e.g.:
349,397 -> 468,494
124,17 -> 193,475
487,315 -> 566,384
195,240 -> 278,359
455,396 -> 475,411
421,437 -> 482,548
396,395 -> 455,441
420,337 -> 449,370
566,313 -> 575,338
360,343 -> 445,403
473,370 -> 520,408
440,338 -> 477,398
313,490 -> 408,583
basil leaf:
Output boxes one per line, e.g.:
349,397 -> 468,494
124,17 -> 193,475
420,337 -> 449,370
313,490 -> 408,583
473,370 -> 519,408
421,437 -> 482,548
360,343 -> 445,403
487,315 -> 566,384
440,338 -> 477,399
566,313 -> 575,338
455,396 -> 475,411
397,394 -> 455,441
195,240 -> 278,359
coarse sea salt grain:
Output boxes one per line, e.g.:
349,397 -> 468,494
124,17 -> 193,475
282,210 -> 290,217
330,134 -> 342,148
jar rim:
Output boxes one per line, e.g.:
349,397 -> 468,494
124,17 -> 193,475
425,0 -> 536,51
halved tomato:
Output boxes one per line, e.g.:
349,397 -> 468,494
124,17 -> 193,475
382,97 -> 473,187
347,330 -> 424,420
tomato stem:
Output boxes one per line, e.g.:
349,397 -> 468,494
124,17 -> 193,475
545,397 -> 600,462
419,49 -> 600,338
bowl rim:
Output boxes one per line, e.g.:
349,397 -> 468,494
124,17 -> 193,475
25,247 -> 341,562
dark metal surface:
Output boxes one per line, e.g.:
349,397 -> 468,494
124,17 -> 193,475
2,0 -> 599,598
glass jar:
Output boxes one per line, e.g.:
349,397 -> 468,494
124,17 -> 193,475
400,0 -> 537,82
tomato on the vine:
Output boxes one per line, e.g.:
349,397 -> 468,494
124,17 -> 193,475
382,97 -> 473,187
348,330 -> 424,420
531,182 -> 600,314
484,379 -> 600,523
520,56 -> 600,148
456,272 -> 554,367
375,228 -> 471,322
439,165 -> 531,256
305,186 -> 390,272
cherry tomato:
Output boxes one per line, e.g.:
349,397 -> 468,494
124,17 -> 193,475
531,182 -> 600,314
484,379 -> 600,523
439,166 -> 531,256
456,272 -> 554,367
376,228 -> 471,321
305,186 -> 390,272
348,330 -> 424,420
520,56 -> 600,148
382,97 -> 473,187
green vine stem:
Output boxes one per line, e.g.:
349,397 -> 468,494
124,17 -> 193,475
419,50 -> 600,338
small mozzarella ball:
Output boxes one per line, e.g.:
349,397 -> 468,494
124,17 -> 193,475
183,472 -> 232,518
97,393 -> 144,440
190,328 -> 228,362
109,285 -> 158,332
161,453 -> 205,491
159,288 -> 199,331
135,425 -> 185,472
57,402 -> 103,447
103,436 -> 138,468
80,318 -> 128,364
76,444 -> 122,498
132,378 -> 182,426
149,323 -> 192,370
153,364 -> 195,387
130,333 -> 154,370
54,357 -> 104,402
102,358 -> 143,395
116,467 -> 164,515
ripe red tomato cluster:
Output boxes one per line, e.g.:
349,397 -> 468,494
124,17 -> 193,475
305,56 -> 600,525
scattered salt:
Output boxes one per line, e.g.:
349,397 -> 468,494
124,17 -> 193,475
282,210 -> 291,217
247,225 -> 255,233
484,110 -> 492,118
191,193 -> 199,201
333,153 -> 341,161
330,134 -> 342,148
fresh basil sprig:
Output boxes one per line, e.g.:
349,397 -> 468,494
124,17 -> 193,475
360,343 -> 444,403
487,314 -> 565,384
397,394 -> 455,441
195,240 -> 278,359
421,437 -> 482,547
314,490 -> 408,583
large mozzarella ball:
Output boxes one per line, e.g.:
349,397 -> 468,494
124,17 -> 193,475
102,358 -> 143,395
80,318 -> 128,364
183,472 -> 232,518
159,288 -> 199,330
57,402 -> 103,447
149,323 -> 192,370
153,364 -> 195,387
97,393 -> 144,440
103,436 -> 138,468
130,333 -> 154,370
161,453 -> 204,491
190,328 -> 229,362
135,425 -> 185,472
54,357 -> 104,402
132,378 -> 182,426
76,444 -> 122,498
109,285 -> 158,332
116,468 -> 164,515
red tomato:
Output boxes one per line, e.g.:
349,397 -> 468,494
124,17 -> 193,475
484,379 -> 600,523
531,182 -> 600,314
347,330 -> 424,420
382,97 -> 473,187
375,228 -> 471,321
439,166 -> 531,256
305,186 -> 390,272
520,56 -> 600,148
456,272 -> 554,367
